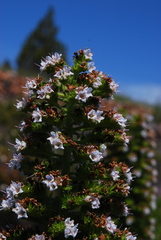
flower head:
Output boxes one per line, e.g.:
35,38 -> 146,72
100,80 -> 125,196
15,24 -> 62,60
87,62 -> 96,72
32,108 -> 42,122
109,79 -> 119,93
0,198 -> 14,210
111,169 -> 120,181
124,207 -> 130,218
14,139 -> 26,152
87,109 -> 104,123
25,78 -> 37,90
113,113 -> 127,128
18,120 -> 26,132
75,86 -> 93,102
64,218 -> 78,238
93,77 -> 102,88
12,202 -> 28,219
15,97 -> 27,110
125,232 -> 137,240
47,131 -> 64,150
29,235 -> 45,240
105,216 -> 117,233
7,181 -> 23,196
125,168 -> 133,184
7,153 -> 23,170
89,150 -> 103,162
42,174 -> 58,191
83,48 -> 93,60
54,65 -> 74,80
37,84 -> 53,99
40,52 -> 62,71
84,195 -> 101,209
0,233 -> 6,240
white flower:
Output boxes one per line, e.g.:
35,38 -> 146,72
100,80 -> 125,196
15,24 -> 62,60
7,159 -> 21,170
40,52 -> 62,71
100,144 -> 106,152
93,77 -> 102,88
12,203 -> 28,219
25,78 -> 37,90
7,181 -> 23,196
47,131 -> 64,150
125,169 -> 133,183
64,218 -> 75,227
87,62 -> 96,72
34,234 -> 45,240
54,65 -> 74,80
64,226 -> 79,239
91,198 -> 100,209
120,132 -> 129,145
0,198 -> 14,210
84,195 -> 101,209
111,169 -> 120,181
125,232 -> 137,240
89,150 -> 103,162
37,88 -> 46,99
87,109 -> 104,123
124,185 -> 131,196
42,174 -> 58,191
64,218 -> 79,238
83,48 -> 93,60
0,233 -> 6,240
50,52 -> 62,63
6,187 -> 14,199
32,108 -> 42,122
113,113 -> 127,128
15,97 -> 27,110
7,153 -> 23,170
37,84 -> 53,99
123,203 -> 129,216
75,86 -> 93,102
105,216 -> 117,233
18,120 -> 26,132
44,84 -> 53,93
109,79 -> 119,92
14,139 -> 26,152
100,143 -> 107,157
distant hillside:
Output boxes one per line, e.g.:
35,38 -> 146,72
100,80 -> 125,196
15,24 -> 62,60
0,70 -> 26,100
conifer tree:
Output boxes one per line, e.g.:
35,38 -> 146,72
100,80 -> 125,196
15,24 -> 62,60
17,8 -> 67,74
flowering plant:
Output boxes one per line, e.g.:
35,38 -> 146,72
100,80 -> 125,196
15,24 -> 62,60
0,49 -> 136,239
105,102 -> 157,240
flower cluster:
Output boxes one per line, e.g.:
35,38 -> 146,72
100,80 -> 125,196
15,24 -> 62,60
64,218 -> 79,238
106,102 -> 157,240
0,181 -> 27,219
0,48 -> 136,239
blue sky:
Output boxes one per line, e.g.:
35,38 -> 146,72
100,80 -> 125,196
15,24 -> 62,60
1,0 -> 161,104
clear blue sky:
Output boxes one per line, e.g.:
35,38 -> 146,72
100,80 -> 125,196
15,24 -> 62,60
1,0 -> 161,104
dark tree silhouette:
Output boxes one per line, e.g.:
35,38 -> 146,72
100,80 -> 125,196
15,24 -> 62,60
17,8 -> 67,74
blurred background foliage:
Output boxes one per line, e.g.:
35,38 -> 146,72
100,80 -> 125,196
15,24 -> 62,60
0,6 -> 161,239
